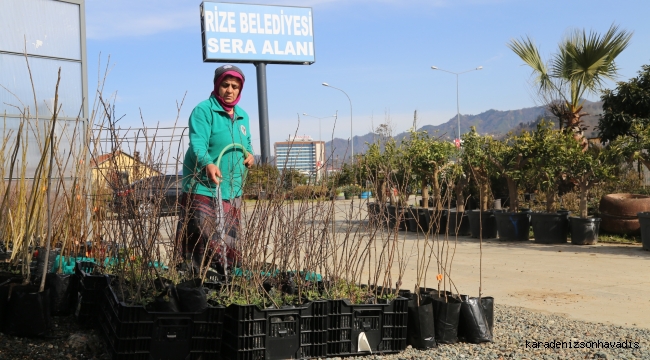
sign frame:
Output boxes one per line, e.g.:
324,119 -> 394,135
200,1 -> 316,65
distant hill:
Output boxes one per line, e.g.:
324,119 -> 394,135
324,100 -> 603,163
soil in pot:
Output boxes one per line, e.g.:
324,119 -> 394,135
443,211 -> 470,236
495,212 -> 530,241
639,212 -> 650,251
569,217 -> 601,245
531,212 -> 569,244
467,210 -> 498,239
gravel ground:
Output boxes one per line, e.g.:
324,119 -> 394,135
0,304 -> 647,360
0,315 -> 109,360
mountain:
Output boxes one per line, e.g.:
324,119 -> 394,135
324,100 -> 603,164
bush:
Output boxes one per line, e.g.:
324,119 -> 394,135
292,185 -> 313,199
343,184 -> 363,197
291,185 -> 330,199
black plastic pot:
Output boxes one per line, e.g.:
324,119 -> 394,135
480,297 -> 494,335
457,295 -> 493,344
494,212 -> 530,241
406,294 -> 437,349
569,217 -> 601,245
467,210 -> 498,239
443,211 -> 470,236
6,285 -> 52,336
530,212 -> 569,244
45,273 -> 74,316
430,294 -> 461,344
416,209 -> 430,232
387,205 -> 408,230
367,202 -> 380,225
406,208 -> 419,232
638,212 -> 650,251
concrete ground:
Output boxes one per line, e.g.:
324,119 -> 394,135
154,197 -> 650,330
335,198 -> 650,330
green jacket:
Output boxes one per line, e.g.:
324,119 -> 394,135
182,95 -> 253,200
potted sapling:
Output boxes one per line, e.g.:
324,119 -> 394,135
528,122 -> 574,243
564,139 -> 615,245
488,131 -> 533,241
462,128 -> 498,239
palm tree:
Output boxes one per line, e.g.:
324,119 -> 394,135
508,24 -> 632,148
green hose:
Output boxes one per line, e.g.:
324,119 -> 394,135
216,143 -> 250,169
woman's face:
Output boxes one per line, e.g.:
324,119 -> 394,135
218,76 -> 242,104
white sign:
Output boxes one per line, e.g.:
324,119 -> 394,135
201,2 -> 315,64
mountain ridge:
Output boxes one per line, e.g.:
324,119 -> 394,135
323,100 -> 603,165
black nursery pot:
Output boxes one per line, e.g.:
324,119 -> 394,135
430,294 -> 461,344
387,205 -> 398,229
457,295 -> 493,344
467,210 -> 498,239
638,212 -> 650,251
406,293 -> 437,350
495,212 -> 530,241
531,212 -> 569,244
443,211 -> 470,236
569,217 -> 601,245
6,285 -> 52,336
405,208 -> 421,232
45,273 -> 74,316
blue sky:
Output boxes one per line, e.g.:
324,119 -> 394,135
86,0 -> 650,154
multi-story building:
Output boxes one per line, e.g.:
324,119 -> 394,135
274,135 -> 326,180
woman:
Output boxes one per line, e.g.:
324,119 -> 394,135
177,64 -> 254,273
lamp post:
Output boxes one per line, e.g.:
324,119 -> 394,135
430,65 -> 483,145
322,83 -> 353,162
301,113 -> 337,144
302,112 -> 337,182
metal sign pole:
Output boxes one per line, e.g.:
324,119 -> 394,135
255,62 -> 271,164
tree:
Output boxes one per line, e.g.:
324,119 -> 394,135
402,130 -> 455,209
527,121 -> 576,212
487,131 -> 533,212
244,163 -> 280,194
564,142 -> 615,218
508,24 -> 632,148
609,122 -> 650,173
461,127 -> 493,211
599,64 -> 650,142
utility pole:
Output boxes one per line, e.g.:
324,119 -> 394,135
413,110 -> 418,131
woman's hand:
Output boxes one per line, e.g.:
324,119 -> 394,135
205,163 -> 222,184
244,153 -> 254,168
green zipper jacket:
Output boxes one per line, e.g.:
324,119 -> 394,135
182,95 -> 253,200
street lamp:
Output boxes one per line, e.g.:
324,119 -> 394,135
322,83 -> 353,161
431,65 -> 483,145
301,113 -> 337,144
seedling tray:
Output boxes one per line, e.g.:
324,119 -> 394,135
326,298 -> 408,356
99,282 -> 225,360
222,300 -> 328,360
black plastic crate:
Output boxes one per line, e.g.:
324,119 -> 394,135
326,298 -> 408,356
99,283 -> 225,360
74,261 -> 110,325
222,300 -> 328,360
